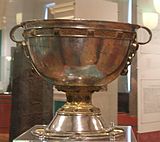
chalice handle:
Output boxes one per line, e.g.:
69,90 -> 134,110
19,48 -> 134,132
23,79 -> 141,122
10,24 -> 24,43
10,24 -> 30,58
121,26 -> 152,75
137,26 -> 152,45
10,24 -> 37,68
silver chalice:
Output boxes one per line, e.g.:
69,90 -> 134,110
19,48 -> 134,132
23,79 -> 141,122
10,19 -> 152,140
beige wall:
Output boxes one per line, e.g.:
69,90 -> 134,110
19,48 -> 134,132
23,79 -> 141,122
137,0 -> 160,133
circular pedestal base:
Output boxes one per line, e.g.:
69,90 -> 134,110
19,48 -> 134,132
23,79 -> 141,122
31,125 -> 124,141
31,88 -> 124,141
31,111 -> 124,141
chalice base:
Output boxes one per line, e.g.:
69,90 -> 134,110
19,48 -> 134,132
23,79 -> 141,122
31,102 -> 124,140
14,125 -> 137,142
31,85 -> 124,140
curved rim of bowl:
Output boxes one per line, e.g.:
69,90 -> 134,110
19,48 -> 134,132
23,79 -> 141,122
20,18 -> 140,31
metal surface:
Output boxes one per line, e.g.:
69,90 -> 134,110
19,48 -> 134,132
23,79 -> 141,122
10,19 -> 152,84
10,19 -> 151,140
13,125 -> 137,142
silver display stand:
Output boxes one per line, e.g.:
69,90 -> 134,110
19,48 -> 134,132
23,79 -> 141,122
13,125 -> 137,142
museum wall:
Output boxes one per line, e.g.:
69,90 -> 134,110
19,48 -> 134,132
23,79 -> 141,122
137,0 -> 160,133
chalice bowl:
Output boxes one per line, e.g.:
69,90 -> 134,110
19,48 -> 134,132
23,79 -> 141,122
10,19 -> 152,141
